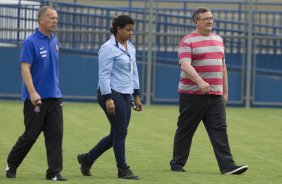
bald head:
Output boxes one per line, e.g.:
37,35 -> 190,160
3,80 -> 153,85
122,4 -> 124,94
38,6 -> 56,22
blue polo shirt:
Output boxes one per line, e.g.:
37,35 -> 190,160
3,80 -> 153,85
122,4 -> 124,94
20,28 -> 62,100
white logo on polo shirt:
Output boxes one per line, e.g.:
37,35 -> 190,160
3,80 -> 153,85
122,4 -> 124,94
56,44 -> 59,52
40,50 -> 47,58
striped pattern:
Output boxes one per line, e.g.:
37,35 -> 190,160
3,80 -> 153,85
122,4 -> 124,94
178,32 -> 225,95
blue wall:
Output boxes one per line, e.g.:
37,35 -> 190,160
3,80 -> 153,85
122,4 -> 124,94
0,47 -> 99,101
0,47 -> 22,98
1,47 -> 282,106
59,52 -> 99,100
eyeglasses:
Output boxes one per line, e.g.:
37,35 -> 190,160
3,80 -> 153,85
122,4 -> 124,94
197,17 -> 214,22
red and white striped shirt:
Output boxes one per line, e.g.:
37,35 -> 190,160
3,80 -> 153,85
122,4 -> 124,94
178,32 -> 225,95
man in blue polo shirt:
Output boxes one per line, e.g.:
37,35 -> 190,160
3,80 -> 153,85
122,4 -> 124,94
6,6 -> 67,181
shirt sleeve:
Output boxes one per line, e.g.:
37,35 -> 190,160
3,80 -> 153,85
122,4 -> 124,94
20,40 -> 35,64
132,48 -> 140,95
98,44 -> 115,98
178,38 -> 192,65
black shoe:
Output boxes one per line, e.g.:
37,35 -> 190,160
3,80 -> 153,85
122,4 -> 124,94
118,166 -> 139,180
223,165 -> 248,175
171,165 -> 186,172
77,153 -> 92,176
46,174 -> 67,181
6,165 -> 16,179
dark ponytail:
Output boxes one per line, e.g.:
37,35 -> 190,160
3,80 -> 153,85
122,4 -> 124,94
110,15 -> 134,35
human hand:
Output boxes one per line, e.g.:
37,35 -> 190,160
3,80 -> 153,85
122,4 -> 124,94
133,96 -> 142,112
199,81 -> 211,94
30,91 -> 42,106
105,99 -> 115,116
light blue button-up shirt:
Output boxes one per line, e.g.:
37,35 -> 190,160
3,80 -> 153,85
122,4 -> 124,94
98,35 -> 140,98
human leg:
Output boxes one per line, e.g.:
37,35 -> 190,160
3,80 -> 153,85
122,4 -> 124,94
6,100 -> 45,178
43,99 -> 66,180
170,94 -> 207,171
77,92 -> 114,176
86,92 -> 116,161
109,91 -> 129,169
79,90 -> 138,179
112,93 -> 138,179
203,96 -> 247,174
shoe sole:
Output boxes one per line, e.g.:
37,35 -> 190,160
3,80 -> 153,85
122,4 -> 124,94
6,171 -> 16,178
171,168 -> 186,172
118,176 -> 140,180
6,174 -> 16,179
224,165 -> 248,175
46,178 -> 68,181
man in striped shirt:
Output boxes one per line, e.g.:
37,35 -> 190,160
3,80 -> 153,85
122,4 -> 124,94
170,7 -> 248,175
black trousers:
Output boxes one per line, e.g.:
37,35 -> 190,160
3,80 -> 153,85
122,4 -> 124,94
170,94 -> 236,173
7,98 -> 63,177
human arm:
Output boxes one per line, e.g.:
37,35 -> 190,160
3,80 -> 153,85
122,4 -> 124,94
98,44 -> 115,116
178,36 -> 210,94
222,62 -> 228,103
132,52 -> 142,111
180,61 -> 211,94
21,62 -> 41,106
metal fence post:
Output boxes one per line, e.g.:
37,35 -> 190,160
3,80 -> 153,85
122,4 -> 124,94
245,0 -> 254,108
17,0 -> 22,44
145,0 -> 154,105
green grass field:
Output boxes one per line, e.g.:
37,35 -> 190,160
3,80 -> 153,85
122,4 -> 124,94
0,100 -> 282,184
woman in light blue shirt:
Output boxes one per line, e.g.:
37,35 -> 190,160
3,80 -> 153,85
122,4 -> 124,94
77,15 -> 142,180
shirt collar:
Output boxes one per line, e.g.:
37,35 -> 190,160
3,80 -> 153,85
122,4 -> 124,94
110,35 -> 131,50
110,35 -> 117,46
35,28 -> 55,39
